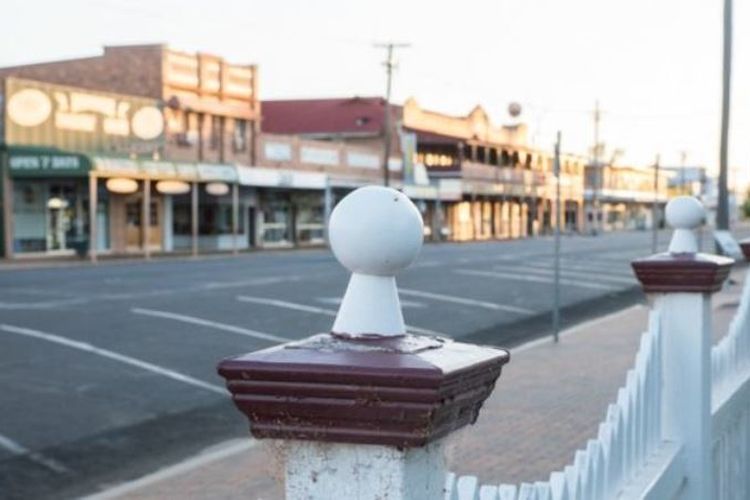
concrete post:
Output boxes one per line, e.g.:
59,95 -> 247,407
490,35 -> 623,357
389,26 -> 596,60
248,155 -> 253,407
218,186 -> 510,500
632,196 -> 733,500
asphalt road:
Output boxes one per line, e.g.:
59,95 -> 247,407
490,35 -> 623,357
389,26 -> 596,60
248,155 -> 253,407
0,228 -> 734,499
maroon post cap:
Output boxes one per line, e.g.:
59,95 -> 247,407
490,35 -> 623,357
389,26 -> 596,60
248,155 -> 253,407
217,333 -> 509,448
632,252 -> 733,293
631,196 -> 733,293
739,238 -> 750,262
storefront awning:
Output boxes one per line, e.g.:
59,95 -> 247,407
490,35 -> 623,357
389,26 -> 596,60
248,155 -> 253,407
4,146 -> 92,178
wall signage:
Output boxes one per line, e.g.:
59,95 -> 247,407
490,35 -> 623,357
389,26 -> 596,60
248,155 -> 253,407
4,78 -> 165,154
7,149 -> 91,177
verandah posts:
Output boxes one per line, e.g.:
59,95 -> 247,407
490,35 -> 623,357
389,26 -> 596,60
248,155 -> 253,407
632,196 -> 733,500
218,186 -> 510,499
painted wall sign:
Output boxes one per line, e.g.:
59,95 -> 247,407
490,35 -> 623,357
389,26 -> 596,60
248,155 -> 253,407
7,149 -> 91,177
264,142 -> 293,162
4,78 -> 165,154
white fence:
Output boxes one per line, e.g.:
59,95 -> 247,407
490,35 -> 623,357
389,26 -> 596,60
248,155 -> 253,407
446,212 -> 750,498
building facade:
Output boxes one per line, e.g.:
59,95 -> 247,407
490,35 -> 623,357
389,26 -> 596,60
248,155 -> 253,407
263,96 -> 586,242
584,163 -> 671,232
0,47 -> 393,260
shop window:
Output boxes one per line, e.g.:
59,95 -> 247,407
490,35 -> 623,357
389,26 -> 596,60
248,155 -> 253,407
12,181 -> 86,254
489,148 -> 498,165
233,119 -> 248,152
512,151 -> 520,167
525,154 -> 532,170
477,146 -> 486,164
172,193 -> 244,236
501,150 -> 510,167
209,116 -> 222,150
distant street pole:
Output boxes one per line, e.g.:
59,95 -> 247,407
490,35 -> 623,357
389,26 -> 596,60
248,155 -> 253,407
717,0 -> 732,230
591,100 -> 601,236
553,131 -> 562,342
652,154 -> 661,254
375,42 -> 410,187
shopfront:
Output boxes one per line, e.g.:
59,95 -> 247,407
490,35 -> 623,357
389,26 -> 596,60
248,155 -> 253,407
2,148 -> 96,257
237,166 -> 328,248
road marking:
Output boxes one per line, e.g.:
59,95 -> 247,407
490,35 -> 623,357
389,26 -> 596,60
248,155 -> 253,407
492,264 -> 636,285
398,288 -> 533,314
317,296 -> 427,309
80,438 -> 257,500
455,269 -> 617,291
0,432 -> 69,474
237,296 -> 336,316
131,308 -> 288,343
0,324 -> 225,395
236,295 -> 443,336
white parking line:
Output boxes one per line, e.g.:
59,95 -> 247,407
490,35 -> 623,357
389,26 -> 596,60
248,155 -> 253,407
131,308 -> 288,343
236,295 -> 443,336
0,324 -> 225,395
0,432 -> 69,474
398,288 -> 533,314
492,264 -> 636,285
455,269 -> 617,291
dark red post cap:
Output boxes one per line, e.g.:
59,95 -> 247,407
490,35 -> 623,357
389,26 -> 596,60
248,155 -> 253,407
631,252 -> 733,293
739,238 -> 750,262
217,333 -> 509,448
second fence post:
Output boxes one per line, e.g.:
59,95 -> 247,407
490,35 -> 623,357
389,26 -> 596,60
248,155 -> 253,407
632,196 -> 733,500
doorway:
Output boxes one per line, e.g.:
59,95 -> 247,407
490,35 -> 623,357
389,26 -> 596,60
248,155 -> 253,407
124,196 -> 162,251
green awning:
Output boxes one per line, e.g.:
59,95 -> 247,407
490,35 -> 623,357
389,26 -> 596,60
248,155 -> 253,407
4,146 -> 91,178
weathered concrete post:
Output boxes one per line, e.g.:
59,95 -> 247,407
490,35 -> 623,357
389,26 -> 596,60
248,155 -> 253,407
632,196 -> 733,500
218,186 -> 510,499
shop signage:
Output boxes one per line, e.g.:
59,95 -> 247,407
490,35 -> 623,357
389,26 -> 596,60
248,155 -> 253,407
197,164 -> 237,182
4,78 -> 165,154
347,152 -> 379,169
237,166 -> 327,190
264,142 -> 293,162
301,147 -> 339,166
7,149 -> 91,177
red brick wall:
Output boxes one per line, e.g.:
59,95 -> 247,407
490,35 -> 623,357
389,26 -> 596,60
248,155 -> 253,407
0,45 -> 163,98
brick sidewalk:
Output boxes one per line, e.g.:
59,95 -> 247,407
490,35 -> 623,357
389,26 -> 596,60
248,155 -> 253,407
90,269 -> 747,500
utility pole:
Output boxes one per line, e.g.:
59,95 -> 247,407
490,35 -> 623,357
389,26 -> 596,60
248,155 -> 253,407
375,42 -> 410,187
553,131 -> 562,342
652,154 -> 661,254
717,0 -> 732,230
591,100 -> 601,235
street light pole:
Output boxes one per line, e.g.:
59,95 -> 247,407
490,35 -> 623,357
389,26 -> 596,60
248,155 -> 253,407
375,42 -> 410,187
717,0 -> 732,231
652,154 -> 661,254
591,100 -> 601,236
553,131 -> 562,342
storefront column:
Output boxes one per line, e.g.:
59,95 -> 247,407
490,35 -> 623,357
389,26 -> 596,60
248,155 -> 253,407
142,178 -> 151,260
2,162 -> 14,259
88,174 -> 98,263
0,155 -> 13,259
232,182 -> 239,255
323,178 -> 333,243
191,181 -> 199,257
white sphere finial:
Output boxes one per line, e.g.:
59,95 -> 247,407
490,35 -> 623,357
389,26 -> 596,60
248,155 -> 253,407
329,186 -> 424,337
666,196 -> 705,254
329,186 -> 424,277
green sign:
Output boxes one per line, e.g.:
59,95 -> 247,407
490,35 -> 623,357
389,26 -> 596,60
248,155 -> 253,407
6,148 -> 91,177
4,77 -> 165,155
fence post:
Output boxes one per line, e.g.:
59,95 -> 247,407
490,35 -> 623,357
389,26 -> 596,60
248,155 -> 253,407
218,185 -> 510,499
632,196 -> 733,500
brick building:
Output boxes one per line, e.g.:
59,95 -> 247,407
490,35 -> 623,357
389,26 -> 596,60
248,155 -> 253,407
0,46 -> 390,259
263,96 -> 585,241
0,44 -> 260,166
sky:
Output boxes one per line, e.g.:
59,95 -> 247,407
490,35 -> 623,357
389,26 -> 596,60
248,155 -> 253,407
2,0 -> 749,186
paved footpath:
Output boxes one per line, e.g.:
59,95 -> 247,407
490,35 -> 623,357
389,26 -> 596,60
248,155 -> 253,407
86,267 -> 747,500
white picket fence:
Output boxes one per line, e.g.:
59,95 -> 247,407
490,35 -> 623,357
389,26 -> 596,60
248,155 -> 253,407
711,276 -> 750,500
446,268 -> 750,499
445,313 -> 664,500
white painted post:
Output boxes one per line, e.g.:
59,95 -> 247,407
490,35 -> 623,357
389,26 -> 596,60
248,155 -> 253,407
218,186 -> 510,500
633,196 -> 733,500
